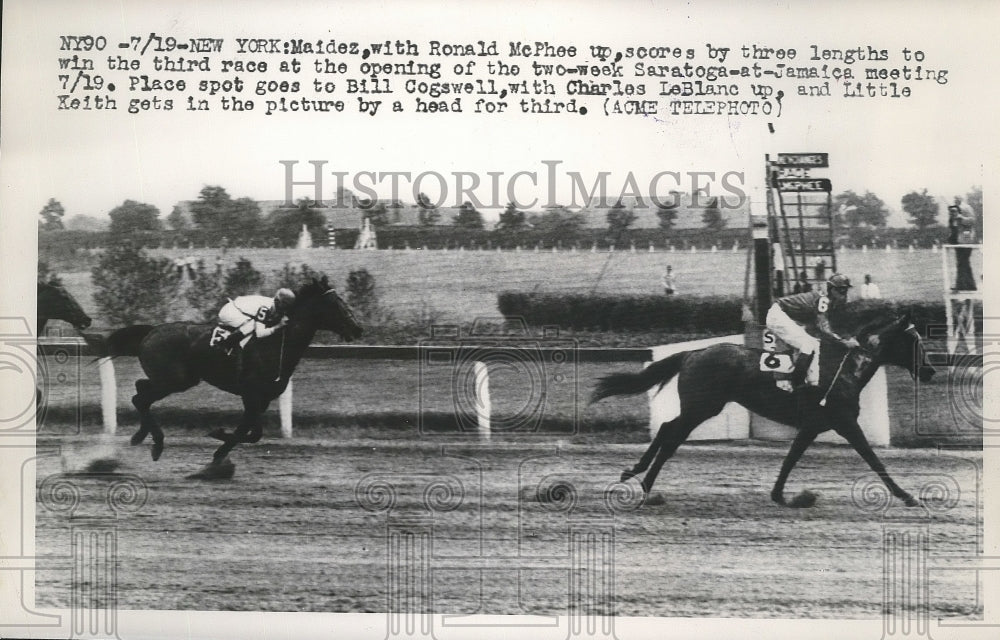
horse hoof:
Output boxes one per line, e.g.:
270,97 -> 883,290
620,469 -> 636,483
151,443 -> 164,461
130,433 -> 146,446
643,492 -> 666,506
206,428 -> 228,441
903,495 -> 920,508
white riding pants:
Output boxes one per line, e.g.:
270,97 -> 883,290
766,304 -> 820,385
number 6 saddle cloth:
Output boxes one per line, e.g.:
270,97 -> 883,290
760,329 -> 815,392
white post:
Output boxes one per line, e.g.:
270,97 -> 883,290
97,357 -> 117,435
473,361 -> 491,441
279,379 -> 293,438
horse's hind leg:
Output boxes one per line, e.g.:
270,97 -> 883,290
131,378 -> 180,461
639,414 -> 705,494
621,417 -> 675,482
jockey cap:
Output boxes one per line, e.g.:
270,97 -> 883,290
827,274 -> 852,290
274,288 -> 296,307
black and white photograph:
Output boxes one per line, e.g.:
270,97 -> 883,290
1,1 -> 996,638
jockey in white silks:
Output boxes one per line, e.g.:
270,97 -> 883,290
214,288 -> 295,353
765,274 -> 859,388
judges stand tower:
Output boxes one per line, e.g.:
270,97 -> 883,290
942,206 -> 982,355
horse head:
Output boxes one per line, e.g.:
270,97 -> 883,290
293,277 -> 363,342
38,282 -> 92,330
858,311 -> 935,383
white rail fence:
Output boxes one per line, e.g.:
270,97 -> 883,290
39,336 -> 901,445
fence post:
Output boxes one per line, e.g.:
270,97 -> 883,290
97,357 -> 117,435
279,379 -> 293,438
473,361 -> 491,441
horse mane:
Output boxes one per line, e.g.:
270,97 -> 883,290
854,312 -> 907,341
292,276 -> 333,309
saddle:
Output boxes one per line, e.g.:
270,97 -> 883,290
760,330 -> 815,393
209,325 -> 248,356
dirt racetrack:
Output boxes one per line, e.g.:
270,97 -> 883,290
34,429 -> 982,619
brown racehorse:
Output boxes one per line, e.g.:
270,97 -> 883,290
38,281 -> 92,335
591,312 -> 936,508
102,277 -> 362,470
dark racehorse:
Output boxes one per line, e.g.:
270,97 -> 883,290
37,281 -> 92,406
591,313 -> 936,507
38,281 -> 92,335
102,277 -> 362,468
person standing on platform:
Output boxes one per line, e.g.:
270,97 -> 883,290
948,204 -> 977,292
860,274 -> 882,300
793,271 -> 812,294
813,258 -> 827,282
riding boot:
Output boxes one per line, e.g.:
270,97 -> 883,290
216,331 -> 245,354
790,352 -> 815,390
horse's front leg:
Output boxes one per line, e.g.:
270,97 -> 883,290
771,428 -> 818,506
211,395 -> 267,464
837,420 -> 919,507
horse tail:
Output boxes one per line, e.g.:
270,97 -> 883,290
590,351 -> 688,403
104,325 -> 155,357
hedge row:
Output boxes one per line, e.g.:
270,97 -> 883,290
498,292 -> 982,336
497,293 -> 744,333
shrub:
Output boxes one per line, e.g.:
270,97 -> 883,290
38,259 -> 64,286
184,259 -> 227,323
223,257 -> 263,297
272,263 -> 326,291
498,292 -> 744,333
91,243 -> 181,325
346,268 -> 379,318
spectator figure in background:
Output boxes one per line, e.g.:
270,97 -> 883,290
948,203 -> 977,291
813,258 -> 827,282
662,265 -> 677,295
793,271 -> 812,294
860,274 -> 882,300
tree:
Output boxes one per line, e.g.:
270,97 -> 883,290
359,199 -> 391,227
833,190 -> 888,228
606,200 -> 636,239
189,186 -> 263,242
108,200 -> 163,236
495,202 -> 527,232
900,189 -> 939,229
266,197 -> 327,246
39,199 -> 65,231
91,243 -> 180,325
65,214 -> 108,232
528,205 -> 586,240
453,202 -> 485,229
700,197 -> 726,232
167,205 -> 190,231
655,193 -> 680,231
416,192 -> 440,226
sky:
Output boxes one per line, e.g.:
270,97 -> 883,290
2,0 -> 996,229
